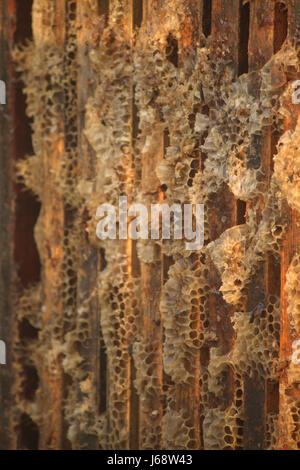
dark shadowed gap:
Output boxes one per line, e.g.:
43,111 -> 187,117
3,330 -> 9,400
163,128 -> 170,153
133,0 -> 143,29
238,0 -> 250,76
131,239 -> 140,279
160,129 -> 169,195
99,329 -> 107,414
200,345 -> 210,368
237,199 -> 246,225
244,374 -> 265,449
15,0 -> 33,42
14,0 -> 41,290
99,247 -> 107,271
18,318 -> 39,340
14,0 -> 41,450
274,2 -> 288,53
202,0 -> 212,37
129,356 -> 139,449
166,34 -> 178,68
18,413 -> 39,450
244,264 -> 266,450
18,320 -> 40,402
132,85 -> 140,146
199,344 -> 210,448
21,365 -> 39,401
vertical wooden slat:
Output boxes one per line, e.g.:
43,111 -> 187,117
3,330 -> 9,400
139,137 -> 164,449
278,0 -> 300,450
208,0 -> 241,450
209,0 -> 240,338
101,0 -> 137,449
1,0 -> 299,451
244,0 -> 275,450
129,0 -> 141,450
76,0 -> 100,449
39,0 -> 66,449
174,0 -> 202,451
123,0 -> 135,450
211,0 -> 240,68
138,1 -> 164,449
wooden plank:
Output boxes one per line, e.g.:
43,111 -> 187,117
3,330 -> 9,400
129,0 -> 141,451
209,0 -> 240,342
1,0 -> 299,451
278,0 -> 300,450
96,0 -> 137,450
39,0 -> 66,449
211,0 -> 240,68
207,0 -> 241,450
138,1 -> 164,449
173,0 -> 202,451
244,0 -> 275,450
75,0 -> 100,450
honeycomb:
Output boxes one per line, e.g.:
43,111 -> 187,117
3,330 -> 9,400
9,0 -> 300,450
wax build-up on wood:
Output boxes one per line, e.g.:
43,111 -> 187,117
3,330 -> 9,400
0,0 -> 300,450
